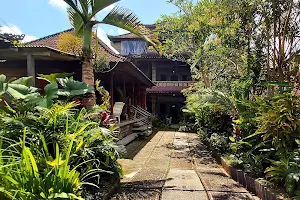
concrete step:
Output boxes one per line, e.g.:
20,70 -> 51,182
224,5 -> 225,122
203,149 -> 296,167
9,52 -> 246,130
133,122 -> 145,127
133,126 -> 148,131
117,133 -> 138,146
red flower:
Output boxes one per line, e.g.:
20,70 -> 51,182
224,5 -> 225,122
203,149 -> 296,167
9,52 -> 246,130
81,98 -> 90,107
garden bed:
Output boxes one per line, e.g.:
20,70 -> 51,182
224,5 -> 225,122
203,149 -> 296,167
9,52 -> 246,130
200,141 -> 286,200
197,146 -> 286,200
82,174 -> 120,200
217,156 -> 284,200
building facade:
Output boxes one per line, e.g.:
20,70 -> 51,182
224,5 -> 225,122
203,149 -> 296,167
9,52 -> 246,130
109,25 -> 194,123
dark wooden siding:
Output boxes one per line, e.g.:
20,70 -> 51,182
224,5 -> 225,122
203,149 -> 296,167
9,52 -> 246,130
0,60 -> 82,88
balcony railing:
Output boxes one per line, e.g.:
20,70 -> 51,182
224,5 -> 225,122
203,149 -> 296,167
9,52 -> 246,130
153,81 -> 196,87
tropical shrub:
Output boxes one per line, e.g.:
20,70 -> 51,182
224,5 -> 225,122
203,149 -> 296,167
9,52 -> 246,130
0,127 -> 112,200
265,154 -> 300,196
255,93 -> 300,151
0,74 -> 121,199
152,116 -> 170,129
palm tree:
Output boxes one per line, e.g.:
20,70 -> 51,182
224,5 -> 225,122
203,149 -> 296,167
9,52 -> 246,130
63,0 -> 159,106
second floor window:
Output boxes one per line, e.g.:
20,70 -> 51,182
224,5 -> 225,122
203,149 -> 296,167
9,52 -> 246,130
121,40 -> 147,55
160,74 -> 167,81
182,75 -> 189,81
171,74 -> 178,81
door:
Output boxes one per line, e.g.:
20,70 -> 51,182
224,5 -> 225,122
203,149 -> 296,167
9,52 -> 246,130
170,104 -> 178,123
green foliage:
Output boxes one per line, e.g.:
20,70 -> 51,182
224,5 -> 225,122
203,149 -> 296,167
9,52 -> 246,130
255,93 -> 300,151
0,74 -> 94,109
116,87 -> 129,103
152,117 -> 170,129
265,156 -> 300,195
38,73 -> 75,83
64,0 -> 159,55
95,80 -> 110,111
0,130 -> 84,199
158,0 -> 300,197
57,78 -> 94,98
0,75 -> 120,199
184,87 -> 233,133
156,0 -> 248,90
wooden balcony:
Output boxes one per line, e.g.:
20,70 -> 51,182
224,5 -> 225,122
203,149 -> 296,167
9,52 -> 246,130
153,81 -> 196,87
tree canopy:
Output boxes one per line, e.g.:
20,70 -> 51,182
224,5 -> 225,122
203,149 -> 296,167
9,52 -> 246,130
156,0 -> 300,92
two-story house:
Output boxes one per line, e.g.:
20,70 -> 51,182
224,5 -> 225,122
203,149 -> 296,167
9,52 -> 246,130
108,25 -> 194,124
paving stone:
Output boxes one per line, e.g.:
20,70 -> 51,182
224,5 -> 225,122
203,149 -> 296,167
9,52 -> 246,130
112,131 -> 257,200
174,132 -> 186,137
164,169 -> 205,191
161,190 -> 209,200
118,159 -> 143,181
171,150 -> 191,159
111,188 -> 160,200
145,158 -> 170,169
207,192 -> 255,200
197,168 -> 250,193
125,167 -> 169,189
169,157 -> 193,169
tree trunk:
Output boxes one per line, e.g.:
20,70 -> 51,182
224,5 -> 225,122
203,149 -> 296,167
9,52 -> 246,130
82,25 -> 96,108
82,57 -> 96,108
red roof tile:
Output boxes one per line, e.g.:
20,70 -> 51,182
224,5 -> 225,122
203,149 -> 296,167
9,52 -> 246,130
146,86 -> 187,94
26,29 -> 124,62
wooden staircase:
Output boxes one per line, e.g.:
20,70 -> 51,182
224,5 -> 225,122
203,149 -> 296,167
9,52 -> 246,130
131,106 -> 153,138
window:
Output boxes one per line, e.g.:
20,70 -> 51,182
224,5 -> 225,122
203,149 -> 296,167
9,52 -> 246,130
160,74 -> 167,81
171,74 -> 178,81
182,75 -> 189,81
121,40 -> 147,55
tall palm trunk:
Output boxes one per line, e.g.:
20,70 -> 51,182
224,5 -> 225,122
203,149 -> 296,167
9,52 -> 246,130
82,26 -> 96,107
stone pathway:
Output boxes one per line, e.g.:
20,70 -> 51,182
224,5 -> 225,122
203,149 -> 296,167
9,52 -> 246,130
111,131 -> 258,200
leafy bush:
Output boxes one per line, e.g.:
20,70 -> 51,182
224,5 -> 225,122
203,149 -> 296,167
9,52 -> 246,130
0,129 -> 107,200
184,79 -> 300,197
209,133 -> 230,153
255,93 -> 300,151
265,157 -> 300,195
152,116 -> 170,129
0,74 -> 121,199
178,125 -> 192,132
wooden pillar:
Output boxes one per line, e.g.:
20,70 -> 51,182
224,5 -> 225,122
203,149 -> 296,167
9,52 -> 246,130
27,53 -> 35,86
141,90 -> 147,109
110,72 -> 114,113
132,82 -> 135,106
151,95 -> 156,115
152,62 -> 156,81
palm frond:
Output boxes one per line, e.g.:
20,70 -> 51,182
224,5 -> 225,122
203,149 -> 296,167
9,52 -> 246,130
101,6 -> 160,52
68,7 -> 84,36
78,0 -> 89,16
89,0 -> 120,20
63,0 -> 87,23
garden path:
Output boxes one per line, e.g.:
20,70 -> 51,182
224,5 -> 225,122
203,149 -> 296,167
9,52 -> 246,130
111,131 -> 258,200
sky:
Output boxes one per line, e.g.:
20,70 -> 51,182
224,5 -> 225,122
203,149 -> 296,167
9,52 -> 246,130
0,0 -> 178,49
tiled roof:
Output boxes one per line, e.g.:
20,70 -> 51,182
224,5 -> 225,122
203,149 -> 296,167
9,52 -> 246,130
108,24 -> 156,40
146,86 -> 187,94
0,36 -> 12,49
108,32 -> 141,40
26,29 -> 124,62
